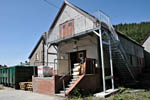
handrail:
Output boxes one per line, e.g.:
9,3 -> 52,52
118,43 -> 136,81
59,72 -> 71,96
110,34 -> 136,81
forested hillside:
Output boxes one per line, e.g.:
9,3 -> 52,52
114,22 -> 150,44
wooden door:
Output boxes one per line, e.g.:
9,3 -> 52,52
67,20 -> 74,36
59,19 -> 74,38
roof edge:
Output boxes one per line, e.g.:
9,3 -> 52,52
28,35 -> 44,59
116,30 -> 144,48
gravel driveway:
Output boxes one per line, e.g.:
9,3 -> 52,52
0,87 -> 63,100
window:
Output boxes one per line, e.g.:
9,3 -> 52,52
62,25 -> 65,29
35,53 -> 39,61
68,22 -> 72,26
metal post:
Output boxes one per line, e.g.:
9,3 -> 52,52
47,48 -> 49,66
99,29 -> 106,92
63,79 -> 66,96
54,59 -> 56,76
109,40 -> 114,90
33,62 -> 35,77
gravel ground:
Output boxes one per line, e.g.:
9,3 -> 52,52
0,87 -> 63,100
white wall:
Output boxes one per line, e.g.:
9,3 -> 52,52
143,36 -> 150,53
48,5 -> 94,43
47,46 -> 57,69
57,36 -> 98,75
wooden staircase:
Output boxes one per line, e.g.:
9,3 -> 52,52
56,63 -> 84,97
56,59 -> 96,96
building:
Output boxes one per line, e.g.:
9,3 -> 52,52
29,32 -> 46,66
142,34 -> 150,67
32,1 -> 144,96
142,34 -> 150,53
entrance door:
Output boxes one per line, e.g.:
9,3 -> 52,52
70,50 -> 86,74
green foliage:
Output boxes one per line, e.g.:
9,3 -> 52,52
109,88 -> 150,100
114,22 -> 150,44
70,88 -> 82,98
64,88 -> 93,100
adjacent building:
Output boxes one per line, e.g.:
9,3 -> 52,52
29,32 -> 46,66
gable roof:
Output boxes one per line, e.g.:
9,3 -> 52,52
48,0 -> 143,48
48,0 -> 97,36
116,30 -> 143,48
28,35 -> 44,59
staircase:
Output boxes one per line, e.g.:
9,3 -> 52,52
111,41 -> 136,84
56,63 -> 84,97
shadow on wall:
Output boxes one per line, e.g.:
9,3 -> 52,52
144,50 -> 150,67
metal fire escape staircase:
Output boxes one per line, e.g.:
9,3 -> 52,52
94,10 -> 136,96
98,10 -> 136,84
111,38 -> 136,84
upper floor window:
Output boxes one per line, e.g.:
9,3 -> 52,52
68,22 -> 72,27
60,19 -> 74,38
35,53 -> 39,61
62,25 -> 65,30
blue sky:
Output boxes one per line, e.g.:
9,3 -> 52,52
0,0 -> 150,66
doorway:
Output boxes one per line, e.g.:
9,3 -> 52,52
70,50 -> 86,74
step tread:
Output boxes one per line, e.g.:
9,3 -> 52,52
55,93 -> 65,97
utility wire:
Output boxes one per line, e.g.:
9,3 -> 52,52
43,0 -> 59,9
43,0 -> 71,18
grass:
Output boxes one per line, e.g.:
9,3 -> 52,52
109,88 -> 150,100
64,88 -> 150,100
64,96 -> 105,100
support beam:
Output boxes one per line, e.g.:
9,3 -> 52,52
93,30 -> 100,37
47,44 -> 51,66
53,45 -> 58,51
98,29 -> 106,92
93,29 -> 106,92
109,40 -> 114,90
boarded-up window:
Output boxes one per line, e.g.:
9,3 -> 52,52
60,19 -> 74,38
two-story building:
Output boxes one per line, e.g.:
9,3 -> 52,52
32,1 -> 144,96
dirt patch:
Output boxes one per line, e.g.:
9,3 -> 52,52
0,85 -> 3,90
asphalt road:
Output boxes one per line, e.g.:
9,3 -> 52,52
0,87 -> 63,100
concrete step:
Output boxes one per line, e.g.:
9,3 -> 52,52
60,90 -> 65,94
66,87 -> 70,90
73,67 -> 80,72
71,78 -> 77,81
55,93 -> 65,97
68,84 -> 73,87
70,81 -> 75,84
74,63 -> 80,66
73,75 -> 80,79
72,72 -> 80,76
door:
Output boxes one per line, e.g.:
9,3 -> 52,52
60,19 -> 74,38
70,50 -> 86,74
